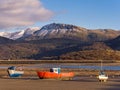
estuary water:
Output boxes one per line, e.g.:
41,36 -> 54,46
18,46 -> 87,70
25,64 -> 120,70
1,64 -> 120,70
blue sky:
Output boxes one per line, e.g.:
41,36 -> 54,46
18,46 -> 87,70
0,0 -> 120,32
38,0 -> 120,30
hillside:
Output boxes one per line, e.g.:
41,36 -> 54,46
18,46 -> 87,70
106,35 -> 120,50
0,38 -> 119,60
0,36 -> 14,44
60,50 -> 120,60
0,38 -> 81,60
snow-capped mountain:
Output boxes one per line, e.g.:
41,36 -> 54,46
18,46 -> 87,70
0,27 -> 40,40
10,27 -> 40,40
0,32 -> 11,38
28,23 -> 120,41
33,23 -> 87,39
0,23 -> 120,41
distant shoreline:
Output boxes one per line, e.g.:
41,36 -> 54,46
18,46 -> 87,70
0,60 -> 119,64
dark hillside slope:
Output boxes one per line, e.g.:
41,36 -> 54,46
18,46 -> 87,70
106,35 -> 120,50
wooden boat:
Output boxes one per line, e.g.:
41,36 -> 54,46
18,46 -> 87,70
7,66 -> 24,78
37,68 -> 74,80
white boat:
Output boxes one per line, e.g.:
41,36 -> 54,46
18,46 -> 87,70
98,60 -> 108,82
98,71 -> 108,82
7,66 -> 24,78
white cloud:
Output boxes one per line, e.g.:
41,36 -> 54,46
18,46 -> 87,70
0,0 -> 54,29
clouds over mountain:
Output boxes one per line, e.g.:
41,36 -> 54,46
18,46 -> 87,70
0,0 -> 54,29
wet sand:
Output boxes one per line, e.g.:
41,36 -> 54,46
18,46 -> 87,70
0,76 -> 120,90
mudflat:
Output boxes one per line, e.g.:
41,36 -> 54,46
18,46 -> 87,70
0,63 -> 120,90
0,76 -> 120,90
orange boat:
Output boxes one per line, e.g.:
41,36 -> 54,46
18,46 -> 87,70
37,68 -> 74,80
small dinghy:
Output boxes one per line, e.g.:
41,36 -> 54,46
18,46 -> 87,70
98,71 -> 108,82
98,60 -> 108,82
7,66 -> 24,78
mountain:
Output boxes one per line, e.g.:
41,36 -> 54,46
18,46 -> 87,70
106,35 -> 120,50
23,23 -> 120,42
0,23 -> 119,42
0,23 -> 119,60
0,27 -> 40,40
10,27 -> 40,40
0,32 -> 11,38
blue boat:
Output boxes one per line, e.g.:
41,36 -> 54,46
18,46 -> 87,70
7,66 -> 24,77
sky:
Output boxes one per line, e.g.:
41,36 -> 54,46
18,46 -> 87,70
40,0 -> 120,30
0,0 -> 120,32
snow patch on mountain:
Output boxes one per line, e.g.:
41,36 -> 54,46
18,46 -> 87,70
34,23 -> 86,38
0,32 -> 12,39
0,27 -> 40,40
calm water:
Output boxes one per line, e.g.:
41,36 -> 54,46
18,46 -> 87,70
25,64 -> 120,70
1,64 -> 120,70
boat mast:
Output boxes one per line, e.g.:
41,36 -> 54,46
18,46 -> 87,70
101,60 -> 103,71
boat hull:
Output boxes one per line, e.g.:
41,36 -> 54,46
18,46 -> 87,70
98,75 -> 108,80
8,70 -> 24,77
98,75 -> 108,82
37,71 -> 74,79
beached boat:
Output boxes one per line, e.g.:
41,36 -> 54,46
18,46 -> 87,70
37,68 -> 74,80
7,66 -> 24,77
98,71 -> 108,82
98,60 -> 108,82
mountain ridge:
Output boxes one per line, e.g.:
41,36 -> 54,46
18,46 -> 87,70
0,27 -> 40,40
0,23 -> 120,42
23,23 -> 120,42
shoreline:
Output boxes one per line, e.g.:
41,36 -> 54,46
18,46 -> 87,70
0,60 -> 118,64
0,76 -> 120,90
0,68 -> 120,78
0,63 -> 120,90
0,62 -> 120,81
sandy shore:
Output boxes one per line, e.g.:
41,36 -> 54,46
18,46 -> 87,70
0,76 -> 120,90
